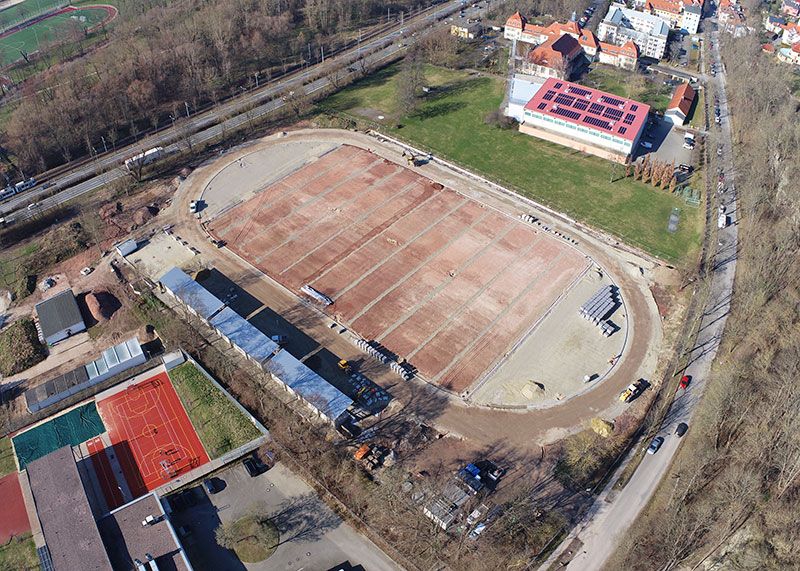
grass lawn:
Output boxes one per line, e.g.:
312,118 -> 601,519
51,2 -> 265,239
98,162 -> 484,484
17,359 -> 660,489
0,319 -> 46,376
321,65 -> 702,263
0,533 -> 37,571
0,0 -> 64,30
217,515 -> 278,563
0,436 -> 16,477
0,7 -> 109,66
584,65 -> 673,112
687,87 -> 705,129
169,363 -> 262,459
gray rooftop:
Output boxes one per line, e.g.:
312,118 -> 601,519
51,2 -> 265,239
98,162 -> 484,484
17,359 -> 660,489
35,289 -> 85,340
99,493 -> 191,571
210,307 -> 279,363
27,446 -> 112,571
159,267 -> 225,320
269,350 -> 353,421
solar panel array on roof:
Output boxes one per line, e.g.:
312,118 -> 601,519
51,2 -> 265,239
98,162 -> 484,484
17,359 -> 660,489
630,104 -> 639,111
623,113 -> 637,125
600,95 -> 625,107
537,102 -> 547,110
619,127 -> 627,135
567,86 -> 592,97
542,90 -> 556,101
583,116 -> 612,130
603,107 -> 624,121
554,93 -> 575,107
554,82 -> 563,89
553,106 -> 581,121
588,102 -> 604,115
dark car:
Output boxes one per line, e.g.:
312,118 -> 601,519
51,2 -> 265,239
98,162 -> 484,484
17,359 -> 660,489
647,436 -> 665,455
203,478 -> 221,494
243,456 -> 268,477
675,422 -> 689,437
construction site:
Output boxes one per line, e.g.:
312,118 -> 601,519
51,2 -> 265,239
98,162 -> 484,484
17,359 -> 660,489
173,130 -> 660,413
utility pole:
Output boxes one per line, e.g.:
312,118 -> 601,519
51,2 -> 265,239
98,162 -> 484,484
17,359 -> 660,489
401,11 -> 404,25
320,44 -> 325,63
357,29 -> 361,57
184,101 -> 190,118
101,136 -> 107,153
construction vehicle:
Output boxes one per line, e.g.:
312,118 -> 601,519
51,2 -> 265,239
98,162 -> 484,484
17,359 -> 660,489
338,359 -> 352,373
619,381 -> 643,403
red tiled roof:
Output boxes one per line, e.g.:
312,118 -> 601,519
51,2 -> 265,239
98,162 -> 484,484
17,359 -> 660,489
667,82 -> 696,116
599,40 -> 639,58
579,29 -> 599,50
524,77 -> 651,142
528,34 -> 582,67
646,0 -> 682,14
761,43 -> 775,52
506,11 -> 526,28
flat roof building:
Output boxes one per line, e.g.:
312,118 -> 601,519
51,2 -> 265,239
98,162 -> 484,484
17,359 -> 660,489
26,446 -> 112,571
35,288 -> 86,346
519,77 -> 650,163
598,3 -> 670,59
99,492 -> 192,571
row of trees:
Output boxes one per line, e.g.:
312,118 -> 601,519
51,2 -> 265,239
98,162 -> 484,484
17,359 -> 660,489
625,156 -> 679,191
611,31 -> 800,571
3,0 -> 428,173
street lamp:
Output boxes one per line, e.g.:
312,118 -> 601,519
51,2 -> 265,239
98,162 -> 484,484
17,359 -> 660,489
184,101 -> 190,118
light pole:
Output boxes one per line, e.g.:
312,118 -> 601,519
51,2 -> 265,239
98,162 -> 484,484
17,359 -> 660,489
184,101 -> 190,118
254,71 -> 260,88
169,114 -> 176,129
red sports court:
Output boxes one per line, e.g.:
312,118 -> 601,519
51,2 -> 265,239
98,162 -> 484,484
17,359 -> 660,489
0,473 -> 30,543
96,372 -> 209,499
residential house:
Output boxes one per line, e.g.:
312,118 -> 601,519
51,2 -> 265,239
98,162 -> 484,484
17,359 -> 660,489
598,3 -> 670,59
644,0 -> 702,34
765,14 -> 788,35
778,42 -> 800,63
665,82 -> 696,125
782,22 -> 800,45
519,34 -> 583,79
597,40 -> 639,70
718,0 -> 753,36
782,0 -> 800,18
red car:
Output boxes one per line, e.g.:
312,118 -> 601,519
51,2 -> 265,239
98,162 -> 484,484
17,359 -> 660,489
678,375 -> 691,390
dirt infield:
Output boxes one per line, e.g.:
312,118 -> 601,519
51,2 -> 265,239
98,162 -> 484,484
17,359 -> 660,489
96,372 -> 210,497
209,145 -> 590,392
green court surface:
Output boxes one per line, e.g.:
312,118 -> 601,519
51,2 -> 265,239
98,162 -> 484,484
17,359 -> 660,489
12,402 -> 105,469
0,7 -> 109,66
0,0 -> 65,31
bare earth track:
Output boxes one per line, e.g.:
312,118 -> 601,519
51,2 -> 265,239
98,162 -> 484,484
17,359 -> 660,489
210,145 -> 589,393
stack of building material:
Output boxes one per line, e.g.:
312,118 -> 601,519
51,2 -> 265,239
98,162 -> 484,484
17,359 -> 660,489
579,285 -> 620,337
351,336 -> 414,380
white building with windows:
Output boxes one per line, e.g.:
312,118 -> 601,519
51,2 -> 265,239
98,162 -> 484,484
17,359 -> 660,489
598,3 -> 670,60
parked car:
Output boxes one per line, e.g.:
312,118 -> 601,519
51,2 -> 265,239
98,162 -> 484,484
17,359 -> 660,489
640,141 -> 653,150
675,422 -> 689,437
203,478 -> 222,494
678,164 -> 693,173
80,267 -> 94,276
647,436 -> 665,455
243,456 -> 269,477
679,375 -> 691,390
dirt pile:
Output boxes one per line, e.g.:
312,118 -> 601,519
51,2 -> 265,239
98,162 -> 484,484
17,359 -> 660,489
85,290 -> 120,322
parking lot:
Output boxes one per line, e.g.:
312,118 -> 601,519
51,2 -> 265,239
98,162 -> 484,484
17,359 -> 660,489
168,460 -> 399,571
639,116 -> 694,167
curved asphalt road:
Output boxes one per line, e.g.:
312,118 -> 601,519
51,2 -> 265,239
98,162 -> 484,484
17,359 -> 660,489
541,23 -> 739,571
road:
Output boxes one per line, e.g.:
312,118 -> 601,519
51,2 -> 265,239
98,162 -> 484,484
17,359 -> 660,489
0,0 -> 481,224
541,24 -> 739,571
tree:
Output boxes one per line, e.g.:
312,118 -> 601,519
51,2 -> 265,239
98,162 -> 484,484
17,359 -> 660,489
396,50 -> 425,115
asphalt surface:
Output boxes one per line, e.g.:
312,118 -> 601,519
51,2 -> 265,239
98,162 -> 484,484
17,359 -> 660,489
0,0 -> 482,224
541,23 -> 739,571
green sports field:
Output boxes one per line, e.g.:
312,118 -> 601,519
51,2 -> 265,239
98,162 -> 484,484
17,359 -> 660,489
0,7 -> 109,66
0,0 -> 65,31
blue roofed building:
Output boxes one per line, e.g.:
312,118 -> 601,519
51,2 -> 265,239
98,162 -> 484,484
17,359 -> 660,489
268,350 -> 353,423
159,267 -> 225,323
209,307 -> 279,369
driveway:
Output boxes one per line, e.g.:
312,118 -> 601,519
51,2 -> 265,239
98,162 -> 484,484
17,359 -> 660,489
637,117 -> 694,166
168,461 -> 400,571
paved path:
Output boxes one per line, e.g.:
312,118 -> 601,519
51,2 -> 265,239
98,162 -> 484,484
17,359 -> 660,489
540,23 -> 739,571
